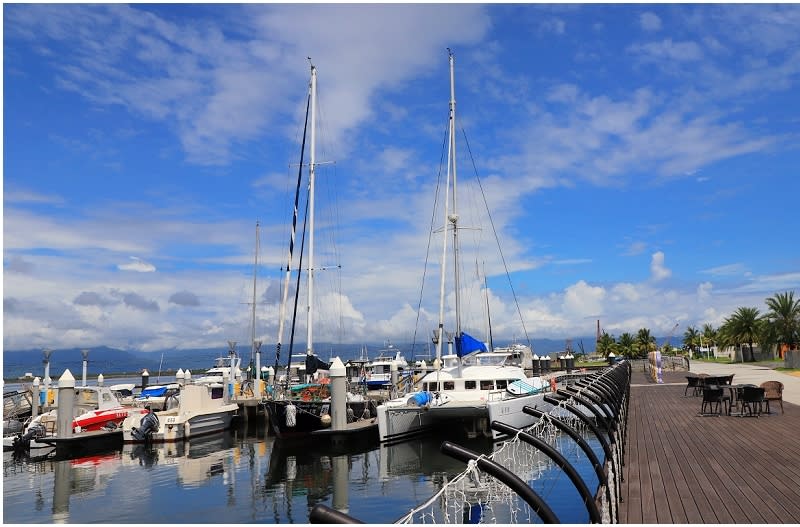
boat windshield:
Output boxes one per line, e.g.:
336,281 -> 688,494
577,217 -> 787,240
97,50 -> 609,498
463,354 -> 508,367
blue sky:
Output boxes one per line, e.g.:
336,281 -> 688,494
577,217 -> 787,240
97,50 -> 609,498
3,3 -> 799,353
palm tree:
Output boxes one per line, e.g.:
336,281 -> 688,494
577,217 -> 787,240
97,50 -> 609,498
764,291 -> 800,358
683,326 -> 700,357
596,332 -> 617,358
617,332 -> 636,358
636,328 -> 656,357
720,307 -> 764,362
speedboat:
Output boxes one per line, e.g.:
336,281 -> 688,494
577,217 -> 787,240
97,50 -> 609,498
5,385 -> 148,453
121,383 -> 238,443
194,355 -> 242,385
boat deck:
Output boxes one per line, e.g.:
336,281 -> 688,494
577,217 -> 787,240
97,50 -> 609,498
620,370 -> 800,523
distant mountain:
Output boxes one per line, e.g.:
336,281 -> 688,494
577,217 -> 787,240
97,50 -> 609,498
3,337 -> 600,380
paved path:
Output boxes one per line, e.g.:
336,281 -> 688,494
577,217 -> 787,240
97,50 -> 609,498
688,361 -> 800,405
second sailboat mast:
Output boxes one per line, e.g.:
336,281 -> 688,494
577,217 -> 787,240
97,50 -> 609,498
307,63 -> 317,355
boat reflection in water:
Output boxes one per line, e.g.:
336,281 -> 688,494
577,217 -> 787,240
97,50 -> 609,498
3,418 -> 597,524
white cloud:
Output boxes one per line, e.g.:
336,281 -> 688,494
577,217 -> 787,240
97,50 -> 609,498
118,256 -> 156,273
563,280 -> 606,318
650,251 -> 671,281
628,38 -> 703,62
640,12 -> 662,32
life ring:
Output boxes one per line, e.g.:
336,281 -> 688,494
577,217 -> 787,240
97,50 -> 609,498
550,377 -> 557,393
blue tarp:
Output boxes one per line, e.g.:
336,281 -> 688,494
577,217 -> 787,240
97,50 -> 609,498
455,332 -> 487,357
138,386 -> 168,398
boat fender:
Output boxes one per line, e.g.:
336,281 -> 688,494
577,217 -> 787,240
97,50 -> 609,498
286,403 -> 297,428
550,377 -> 557,393
409,391 -> 433,407
347,407 -> 355,422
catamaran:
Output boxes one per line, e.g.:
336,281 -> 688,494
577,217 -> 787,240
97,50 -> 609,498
376,51 -> 553,444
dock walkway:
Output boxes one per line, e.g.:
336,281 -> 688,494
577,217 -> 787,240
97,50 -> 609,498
620,368 -> 800,523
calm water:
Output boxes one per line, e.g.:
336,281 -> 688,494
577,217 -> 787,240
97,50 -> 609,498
3,418 -> 603,524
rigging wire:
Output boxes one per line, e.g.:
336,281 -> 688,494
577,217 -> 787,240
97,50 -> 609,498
410,114 -> 451,361
460,126 -> 532,348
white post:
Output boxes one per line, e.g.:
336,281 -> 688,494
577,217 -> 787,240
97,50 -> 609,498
254,341 -> 262,398
390,360 -> 398,389
176,368 -> 185,387
97,373 -> 104,387
81,349 -> 89,386
57,369 -> 76,438
329,357 -> 347,431
31,377 -> 40,419
42,349 -> 52,397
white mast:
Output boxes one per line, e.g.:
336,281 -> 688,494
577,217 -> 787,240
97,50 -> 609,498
306,63 -> 317,356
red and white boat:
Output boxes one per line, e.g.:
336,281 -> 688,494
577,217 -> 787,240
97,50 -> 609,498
4,385 -> 148,452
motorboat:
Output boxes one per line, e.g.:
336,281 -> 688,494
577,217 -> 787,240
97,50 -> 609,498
4,385 -> 148,453
363,344 -> 411,390
133,384 -> 181,411
194,355 -> 242,385
121,383 -> 238,443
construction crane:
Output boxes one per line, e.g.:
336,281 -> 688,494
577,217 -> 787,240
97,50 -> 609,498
663,323 -> 680,354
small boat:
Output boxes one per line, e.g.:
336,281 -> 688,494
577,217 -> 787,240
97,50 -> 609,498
5,385 -> 148,453
194,355 -> 242,385
362,343 -> 412,390
133,384 -> 181,411
121,383 -> 238,443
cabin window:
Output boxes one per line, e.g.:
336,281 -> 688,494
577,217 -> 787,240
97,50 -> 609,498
443,381 -> 455,390
496,380 -> 508,389
465,381 -> 477,390
211,387 -> 224,399
480,380 -> 494,390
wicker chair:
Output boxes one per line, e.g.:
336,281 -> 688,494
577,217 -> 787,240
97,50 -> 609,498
685,376 -> 701,397
701,386 -> 729,416
760,381 -> 784,415
739,386 -> 766,417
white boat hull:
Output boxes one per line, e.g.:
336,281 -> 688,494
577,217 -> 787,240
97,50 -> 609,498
377,392 -> 549,443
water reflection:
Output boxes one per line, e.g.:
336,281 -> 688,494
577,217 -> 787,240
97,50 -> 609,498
3,420 -> 598,524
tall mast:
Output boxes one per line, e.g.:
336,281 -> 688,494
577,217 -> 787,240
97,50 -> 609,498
449,50 -> 462,339
436,52 -> 454,363
251,221 -> 259,361
306,63 -> 317,355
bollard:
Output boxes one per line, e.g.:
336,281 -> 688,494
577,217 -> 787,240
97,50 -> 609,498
57,369 -> 76,438
97,373 -> 104,387
141,369 -> 150,390
330,357 -> 347,431
176,368 -> 185,387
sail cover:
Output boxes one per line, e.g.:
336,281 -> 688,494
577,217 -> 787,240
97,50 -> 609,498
455,332 -> 488,357
305,354 -> 330,375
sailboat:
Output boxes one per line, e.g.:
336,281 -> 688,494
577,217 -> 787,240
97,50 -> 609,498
263,62 -> 376,439
376,51 -> 552,444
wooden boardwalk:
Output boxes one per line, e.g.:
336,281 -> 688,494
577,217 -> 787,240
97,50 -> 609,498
620,370 -> 800,523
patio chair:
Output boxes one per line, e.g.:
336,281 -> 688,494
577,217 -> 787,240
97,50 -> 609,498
685,376 -> 702,397
701,386 -> 729,416
739,386 -> 766,417
760,381 -> 784,415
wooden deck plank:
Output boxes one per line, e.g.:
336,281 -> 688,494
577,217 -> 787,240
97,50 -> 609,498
618,370 -> 800,523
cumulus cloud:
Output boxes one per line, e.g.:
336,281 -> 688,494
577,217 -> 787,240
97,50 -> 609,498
118,256 -> 156,272
650,251 -> 671,281
74,291 -> 117,306
4,256 -> 36,274
628,38 -> 703,62
118,292 -> 160,312
563,280 -> 606,318
169,291 -> 200,306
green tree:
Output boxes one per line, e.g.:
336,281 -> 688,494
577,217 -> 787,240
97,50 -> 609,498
764,291 -> 800,358
683,326 -> 700,356
719,307 -> 764,362
636,328 -> 656,357
617,332 -> 636,358
701,323 -> 717,351
596,332 -> 617,358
